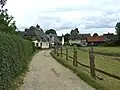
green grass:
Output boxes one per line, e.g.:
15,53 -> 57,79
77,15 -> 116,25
61,47 -> 120,90
79,46 -> 120,54
50,51 -> 107,90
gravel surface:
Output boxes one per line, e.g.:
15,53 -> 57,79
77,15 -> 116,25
20,50 -> 95,90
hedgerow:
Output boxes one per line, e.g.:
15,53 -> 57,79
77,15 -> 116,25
0,32 -> 34,89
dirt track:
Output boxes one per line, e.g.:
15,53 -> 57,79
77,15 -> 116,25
20,50 -> 95,90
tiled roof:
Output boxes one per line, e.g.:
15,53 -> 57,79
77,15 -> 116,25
87,36 -> 106,42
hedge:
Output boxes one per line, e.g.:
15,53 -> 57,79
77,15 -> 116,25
0,32 -> 34,89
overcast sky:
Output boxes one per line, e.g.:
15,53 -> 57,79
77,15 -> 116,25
5,0 -> 120,35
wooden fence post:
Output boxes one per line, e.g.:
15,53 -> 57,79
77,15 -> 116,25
75,50 -> 78,67
66,46 -> 68,60
61,46 -> 62,57
54,46 -> 56,53
54,46 -> 56,54
73,47 -> 76,66
57,46 -> 59,56
89,47 -> 96,79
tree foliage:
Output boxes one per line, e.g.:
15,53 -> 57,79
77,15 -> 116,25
45,29 -> 57,35
0,3 -> 17,33
93,33 -> 99,36
0,32 -> 34,89
64,33 -> 70,42
115,22 -> 120,40
0,0 -> 7,8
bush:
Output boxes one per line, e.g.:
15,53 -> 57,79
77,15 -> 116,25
0,32 -> 34,89
100,41 -> 120,47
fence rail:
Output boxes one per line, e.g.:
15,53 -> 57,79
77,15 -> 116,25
78,48 -> 120,57
54,46 -> 120,80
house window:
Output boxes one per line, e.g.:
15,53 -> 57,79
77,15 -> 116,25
36,43 -> 38,47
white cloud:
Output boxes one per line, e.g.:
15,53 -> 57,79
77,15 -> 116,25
4,0 -> 120,35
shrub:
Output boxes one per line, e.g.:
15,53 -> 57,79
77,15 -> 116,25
100,41 -> 120,47
0,32 -> 34,89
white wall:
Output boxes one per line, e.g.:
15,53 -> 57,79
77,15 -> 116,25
32,40 -> 41,47
33,40 -> 50,49
41,42 -> 49,49
69,40 -> 82,45
62,36 -> 64,45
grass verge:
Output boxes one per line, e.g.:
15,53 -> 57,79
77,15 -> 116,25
50,50 -> 108,90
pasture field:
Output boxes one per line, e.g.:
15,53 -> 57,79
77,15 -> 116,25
61,46 -> 120,90
79,46 -> 120,54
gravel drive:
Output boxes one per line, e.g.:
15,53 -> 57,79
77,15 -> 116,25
20,50 -> 95,90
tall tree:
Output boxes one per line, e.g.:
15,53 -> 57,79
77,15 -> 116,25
64,33 -> 70,42
0,0 -> 17,34
0,9 -> 17,33
45,29 -> 57,35
115,22 -> 120,40
93,33 -> 99,36
0,0 -> 7,8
